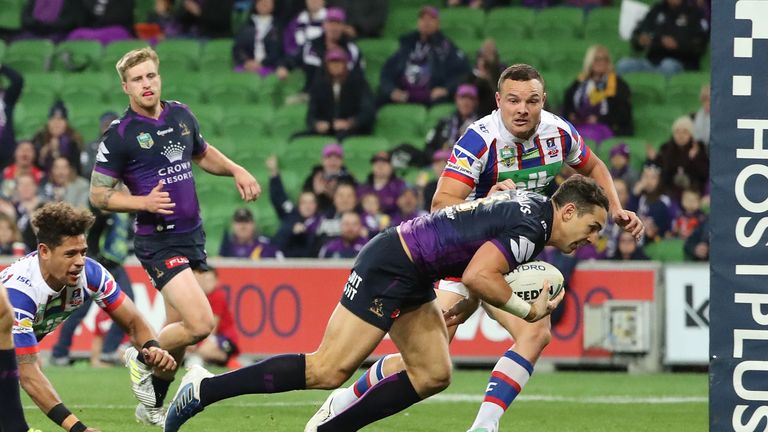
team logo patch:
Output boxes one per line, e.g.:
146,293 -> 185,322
369,298 -> 384,318
179,121 -> 191,136
137,132 -> 154,149
165,256 -> 189,269
499,145 -> 515,168
70,288 -> 83,307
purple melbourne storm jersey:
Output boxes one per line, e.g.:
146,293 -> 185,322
399,189 -> 553,280
4,253 -> 126,355
93,101 -> 208,236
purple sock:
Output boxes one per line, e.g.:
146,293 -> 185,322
317,370 -> 422,432
199,354 -> 305,407
0,348 -> 30,432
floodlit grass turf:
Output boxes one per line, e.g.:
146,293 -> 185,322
22,366 -> 707,431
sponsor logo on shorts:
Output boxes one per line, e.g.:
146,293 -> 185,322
165,256 -> 189,269
369,298 -> 384,318
344,271 -> 362,301
390,308 -> 401,319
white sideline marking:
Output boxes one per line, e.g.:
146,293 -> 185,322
23,393 -> 706,410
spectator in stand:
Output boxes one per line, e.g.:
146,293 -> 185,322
607,142 -> 639,190
41,157 -> 90,209
359,192 -> 389,236
12,173 -> 45,251
316,181 -> 358,239
611,230 -> 650,261
691,83 -> 710,148
266,155 -> 322,257
357,151 -> 406,217
468,39 -> 504,117
302,142 -> 356,213
379,6 -> 471,106
684,216 -> 709,261
21,0 -> 84,41
143,0 -> 182,40
633,162 -> 674,243
295,7 -> 363,92
652,115 -> 709,202
328,0 -> 387,38
283,0 -> 328,63
420,149 -> 450,212
671,188 -> 705,239
177,0 -> 236,38
32,101 -> 84,175
2,141 -> 44,198
617,0 -> 709,77
306,47 -> 374,139
390,186 -> 427,226
424,83 -> 479,158
0,213 -> 25,256
219,208 -> 284,259
603,178 -> 637,258
564,45 -> 634,143
81,111 -> 118,177
0,65 -> 23,168
67,0 -> 134,45
318,211 -> 367,258
232,0 -> 285,76
186,268 -> 240,368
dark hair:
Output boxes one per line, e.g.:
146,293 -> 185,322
31,202 -> 95,249
497,64 -> 545,91
551,175 -> 609,216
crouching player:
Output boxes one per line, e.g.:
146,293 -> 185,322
5,203 -> 176,431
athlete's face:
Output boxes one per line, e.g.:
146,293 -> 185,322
40,235 -> 87,288
122,60 -> 161,113
557,203 -> 606,253
496,79 -> 546,140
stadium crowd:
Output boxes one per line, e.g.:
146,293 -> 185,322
0,0 -> 711,262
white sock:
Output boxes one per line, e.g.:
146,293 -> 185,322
470,349 -> 533,430
330,354 -> 393,413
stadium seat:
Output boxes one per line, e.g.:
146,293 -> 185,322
426,103 -> 455,129
0,40 -> 5,62
18,72 -> 62,108
343,136 -> 392,153
280,135 -> 330,178
383,7 -> 420,39
452,37 -> 482,60
357,38 -> 398,74
199,39 -> 234,73
542,70 -> 575,112
270,103 -> 308,141
584,7 -> 621,42
645,238 -> 686,262
163,72 -> 207,105
191,105 -> 224,138
206,72 -> 261,105
485,7 -> 535,41
274,71 -> 306,107
60,73 -> 109,106
633,105 -> 682,147
4,39 -> 55,73
496,42 -> 544,70
622,72 -> 667,106
0,0 -> 23,31
667,72 -> 709,112
155,40 -> 202,72
539,39 -> 591,76
134,0 -> 154,23
101,39 -> 150,72
374,104 -> 427,145
530,7 -> 585,40
439,8 -> 484,40
51,40 -> 103,73
13,102 -> 50,139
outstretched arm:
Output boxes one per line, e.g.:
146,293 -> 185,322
108,298 -> 176,372
193,144 -> 261,201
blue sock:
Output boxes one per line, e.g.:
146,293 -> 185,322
317,370 -> 421,432
0,348 -> 30,432
199,354 -> 305,407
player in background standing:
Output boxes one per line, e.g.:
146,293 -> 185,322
163,175 -> 607,432
310,64 -> 645,432
88,47 -> 260,425
7,202 -> 176,432
0,271 -> 32,432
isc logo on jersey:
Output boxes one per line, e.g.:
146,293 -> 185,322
505,260 -> 564,302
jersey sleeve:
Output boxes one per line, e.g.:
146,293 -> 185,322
188,110 -> 208,156
560,120 -> 592,169
93,125 -> 128,180
84,259 -> 127,312
8,288 -> 39,355
441,128 -> 489,188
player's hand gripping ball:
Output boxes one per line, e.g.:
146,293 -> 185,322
504,261 -> 564,303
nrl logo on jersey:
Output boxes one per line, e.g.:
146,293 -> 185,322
137,132 -> 154,149
499,144 -> 515,168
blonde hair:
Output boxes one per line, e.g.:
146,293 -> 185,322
580,45 -> 613,78
116,47 -> 159,82
671,115 -> 694,135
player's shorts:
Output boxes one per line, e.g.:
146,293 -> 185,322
436,277 -> 470,298
134,226 -> 209,290
339,228 -> 436,332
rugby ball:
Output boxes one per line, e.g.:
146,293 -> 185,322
504,261 -> 564,303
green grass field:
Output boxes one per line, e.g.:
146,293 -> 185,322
22,366 -> 707,431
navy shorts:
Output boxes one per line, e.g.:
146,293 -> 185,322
134,226 -> 208,290
339,228 -> 436,331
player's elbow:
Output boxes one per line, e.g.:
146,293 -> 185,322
462,270 -> 498,305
